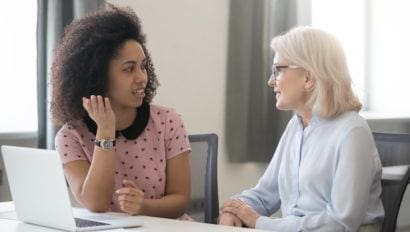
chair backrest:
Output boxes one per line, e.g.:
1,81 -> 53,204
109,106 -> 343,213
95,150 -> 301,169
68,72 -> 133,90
373,132 -> 410,232
187,133 -> 219,224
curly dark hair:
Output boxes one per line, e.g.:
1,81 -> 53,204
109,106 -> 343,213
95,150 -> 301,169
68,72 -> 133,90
51,6 -> 159,126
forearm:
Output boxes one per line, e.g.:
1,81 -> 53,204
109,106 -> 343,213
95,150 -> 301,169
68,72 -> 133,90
140,193 -> 190,218
79,128 -> 116,211
232,181 -> 280,216
79,149 -> 116,211
231,145 -> 282,216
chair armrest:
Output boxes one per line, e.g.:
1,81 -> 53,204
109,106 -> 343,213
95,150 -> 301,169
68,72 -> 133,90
382,165 -> 409,181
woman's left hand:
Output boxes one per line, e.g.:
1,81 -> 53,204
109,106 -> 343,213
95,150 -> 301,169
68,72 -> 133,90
115,179 -> 145,215
221,199 -> 260,228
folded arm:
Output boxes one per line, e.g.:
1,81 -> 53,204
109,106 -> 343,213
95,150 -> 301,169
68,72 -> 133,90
254,127 -> 381,231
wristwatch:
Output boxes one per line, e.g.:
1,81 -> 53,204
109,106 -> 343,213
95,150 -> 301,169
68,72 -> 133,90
94,138 -> 116,150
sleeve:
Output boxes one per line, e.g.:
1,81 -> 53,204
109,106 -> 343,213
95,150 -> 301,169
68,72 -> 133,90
233,119 -> 296,217
164,109 -> 191,160
236,149 -> 283,216
254,126 -> 379,232
55,124 -> 88,164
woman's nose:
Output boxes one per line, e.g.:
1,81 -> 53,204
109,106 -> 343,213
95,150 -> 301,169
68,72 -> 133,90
135,69 -> 147,83
267,74 -> 275,87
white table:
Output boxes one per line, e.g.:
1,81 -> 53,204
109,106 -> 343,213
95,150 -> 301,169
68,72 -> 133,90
0,202 -> 267,232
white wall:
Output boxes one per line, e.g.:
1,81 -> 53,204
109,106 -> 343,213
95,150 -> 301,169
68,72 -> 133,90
108,0 -> 268,203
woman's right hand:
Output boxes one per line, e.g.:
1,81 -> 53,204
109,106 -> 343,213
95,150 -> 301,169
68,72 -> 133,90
116,179 -> 145,215
82,95 -> 115,131
219,212 -> 243,227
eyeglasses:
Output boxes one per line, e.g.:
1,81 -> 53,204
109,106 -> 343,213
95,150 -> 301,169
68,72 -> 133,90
270,64 -> 301,82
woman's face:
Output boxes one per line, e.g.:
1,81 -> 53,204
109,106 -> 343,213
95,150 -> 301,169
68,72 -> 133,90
267,52 -> 309,112
107,40 -> 148,111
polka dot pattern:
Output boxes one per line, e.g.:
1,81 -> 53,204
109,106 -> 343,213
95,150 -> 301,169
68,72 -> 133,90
55,104 -> 191,213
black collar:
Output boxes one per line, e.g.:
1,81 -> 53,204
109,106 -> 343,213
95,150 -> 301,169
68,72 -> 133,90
83,102 -> 150,140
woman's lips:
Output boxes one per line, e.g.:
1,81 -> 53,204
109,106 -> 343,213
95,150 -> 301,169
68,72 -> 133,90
274,91 -> 281,100
132,89 -> 145,98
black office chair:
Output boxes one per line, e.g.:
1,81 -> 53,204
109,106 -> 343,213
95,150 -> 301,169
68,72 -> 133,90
187,133 -> 219,224
373,132 -> 410,232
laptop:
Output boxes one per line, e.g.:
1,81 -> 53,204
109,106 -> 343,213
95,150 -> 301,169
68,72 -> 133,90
1,145 -> 143,231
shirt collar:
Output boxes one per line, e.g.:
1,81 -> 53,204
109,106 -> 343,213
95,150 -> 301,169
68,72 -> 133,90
296,112 -> 322,128
83,102 -> 150,140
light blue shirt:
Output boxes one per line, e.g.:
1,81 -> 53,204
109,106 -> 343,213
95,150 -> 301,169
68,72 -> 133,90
236,111 -> 384,232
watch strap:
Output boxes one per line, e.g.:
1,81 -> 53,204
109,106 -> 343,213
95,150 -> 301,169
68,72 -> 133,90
94,138 -> 116,149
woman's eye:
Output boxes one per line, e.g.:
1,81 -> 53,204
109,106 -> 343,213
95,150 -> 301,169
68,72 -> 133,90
124,66 -> 134,72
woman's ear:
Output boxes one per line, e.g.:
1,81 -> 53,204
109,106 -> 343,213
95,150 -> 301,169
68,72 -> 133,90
304,71 -> 315,90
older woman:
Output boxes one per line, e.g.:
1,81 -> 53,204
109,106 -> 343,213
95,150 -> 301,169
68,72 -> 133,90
219,26 -> 384,231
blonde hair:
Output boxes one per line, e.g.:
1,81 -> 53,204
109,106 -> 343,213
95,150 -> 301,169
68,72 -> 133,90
270,26 -> 362,118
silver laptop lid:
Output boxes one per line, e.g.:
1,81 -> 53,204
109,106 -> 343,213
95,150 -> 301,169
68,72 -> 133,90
1,145 -> 76,231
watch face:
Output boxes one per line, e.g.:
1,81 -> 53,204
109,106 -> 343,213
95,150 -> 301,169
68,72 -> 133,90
101,140 -> 113,149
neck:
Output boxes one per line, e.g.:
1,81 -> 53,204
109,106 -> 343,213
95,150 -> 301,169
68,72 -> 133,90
113,106 -> 137,131
298,109 -> 312,128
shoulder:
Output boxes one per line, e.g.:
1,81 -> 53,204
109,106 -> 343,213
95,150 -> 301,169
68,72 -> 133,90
324,111 -> 374,149
149,104 -> 185,121
149,104 -> 190,159
55,121 -> 92,163
330,112 -> 380,167
149,104 -> 179,114
330,111 -> 370,134
55,120 -> 89,141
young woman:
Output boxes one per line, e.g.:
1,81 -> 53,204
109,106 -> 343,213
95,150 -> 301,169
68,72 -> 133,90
51,6 -> 191,219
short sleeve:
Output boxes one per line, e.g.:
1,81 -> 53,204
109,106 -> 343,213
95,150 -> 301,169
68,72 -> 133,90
55,123 -> 89,164
164,109 -> 191,160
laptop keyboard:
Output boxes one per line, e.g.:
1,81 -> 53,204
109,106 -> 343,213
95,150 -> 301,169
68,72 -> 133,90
74,217 -> 109,228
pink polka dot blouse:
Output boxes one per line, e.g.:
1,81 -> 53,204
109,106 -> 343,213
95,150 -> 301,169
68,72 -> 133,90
55,104 -> 191,212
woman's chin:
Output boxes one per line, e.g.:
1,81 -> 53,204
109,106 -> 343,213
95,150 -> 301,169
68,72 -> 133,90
135,101 -> 143,108
275,102 -> 290,111
275,102 -> 284,110
131,98 -> 144,108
